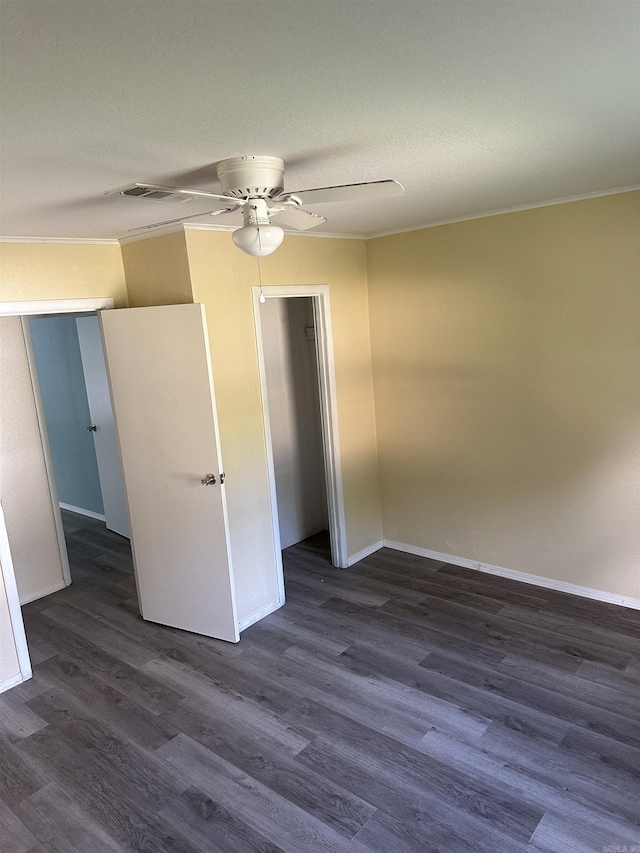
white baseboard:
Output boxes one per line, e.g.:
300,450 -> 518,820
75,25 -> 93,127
0,672 -> 27,695
59,502 -> 106,521
238,597 -> 284,632
383,540 -> 640,612
19,579 -> 68,605
347,540 -> 384,566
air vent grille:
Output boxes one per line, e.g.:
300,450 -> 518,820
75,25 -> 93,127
119,185 -> 193,203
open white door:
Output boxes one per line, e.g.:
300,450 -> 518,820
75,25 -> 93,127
76,315 -> 130,539
99,303 -> 239,642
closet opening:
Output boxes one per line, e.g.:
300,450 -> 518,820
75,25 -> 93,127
253,285 -> 348,591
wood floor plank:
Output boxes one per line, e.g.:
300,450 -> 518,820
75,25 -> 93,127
338,642 -> 571,746
40,602 -> 157,667
353,808 -> 504,853
142,657 -> 311,756
160,700 -> 376,840
0,795 -> 37,853
379,595 -> 629,671
286,697 -> 543,839
497,652 -> 640,720
0,734 -> 47,808
158,786 -> 287,853
420,651 -> 640,748
22,610 -> 185,715
0,695 -> 48,740
156,733 -> 373,853
34,655 -> 178,750
17,695 -> 198,852
13,782 -> 124,853
419,728 -> 640,835
294,731 -> 537,851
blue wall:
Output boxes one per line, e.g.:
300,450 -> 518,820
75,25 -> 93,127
29,315 -> 104,515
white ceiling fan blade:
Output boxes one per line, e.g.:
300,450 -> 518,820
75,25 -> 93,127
126,183 -> 246,204
283,179 -> 404,206
269,205 -> 326,231
127,206 -> 239,234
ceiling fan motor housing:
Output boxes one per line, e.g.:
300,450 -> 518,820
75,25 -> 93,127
217,155 -> 285,199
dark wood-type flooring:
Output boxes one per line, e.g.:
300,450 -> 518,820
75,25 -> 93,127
2,510 -> 639,851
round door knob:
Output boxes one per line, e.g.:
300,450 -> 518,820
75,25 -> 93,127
201,473 -> 216,486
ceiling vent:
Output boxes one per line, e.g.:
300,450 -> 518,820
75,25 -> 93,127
117,184 -> 193,203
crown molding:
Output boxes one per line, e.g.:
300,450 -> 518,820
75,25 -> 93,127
118,221 -> 366,245
183,222 -> 364,240
0,235 -> 120,245
118,223 -> 188,245
366,185 -> 640,240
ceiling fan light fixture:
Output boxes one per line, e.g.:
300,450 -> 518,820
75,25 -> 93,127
232,223 -> 284,257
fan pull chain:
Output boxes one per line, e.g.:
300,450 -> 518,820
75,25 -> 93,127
257,247 -> 266,303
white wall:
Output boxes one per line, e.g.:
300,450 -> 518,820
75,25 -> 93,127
261,297 -> 328,549
0,317 -> 66,602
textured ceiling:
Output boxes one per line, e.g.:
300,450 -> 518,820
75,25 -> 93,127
0,0 -> 638,240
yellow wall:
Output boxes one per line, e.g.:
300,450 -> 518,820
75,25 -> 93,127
121,231 -> 193,307
367,192 -> 640,600
0,242 -> 127,305
185,230 -> 382,621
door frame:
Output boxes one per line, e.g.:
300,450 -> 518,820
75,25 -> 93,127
0,297 -> 115,592
0,502 -> 32,691
252,284 -> 348,578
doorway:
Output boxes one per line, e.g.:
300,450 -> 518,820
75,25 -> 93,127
25,311 -> 132,589
260,296 -> 329,549
253,284 -> 348,583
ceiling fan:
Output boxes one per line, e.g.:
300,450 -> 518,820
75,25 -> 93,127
117,155 -> 405,256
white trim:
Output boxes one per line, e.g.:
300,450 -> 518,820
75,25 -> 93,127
252,293 -> 286,604
279,229 -> 364,241
347,540 -> 384,566
367,185 -> 640,239
252,285 -> 349,571
0,236 -> 120,245
0,673 -> 26,695
19,579 -> 67,605
59,502 -> 106,522
119,222 -> 366,245
238,597 -> 284,632
384,540 -> 640,611
185,222 -> 364,240
0,502 -> 32,685
118,225 -> 191,244
21,319 -> 72,588
0,298 -> 115,317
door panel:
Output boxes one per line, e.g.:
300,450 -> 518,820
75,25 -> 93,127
99,304 -> 238,642
76,315 -> 130,538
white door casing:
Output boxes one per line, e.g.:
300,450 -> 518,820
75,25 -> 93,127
252,285 -> 348,575
76,315 -> 130,538
99,303 -> 239,642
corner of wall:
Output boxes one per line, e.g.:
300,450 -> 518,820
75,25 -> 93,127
121,229 -> 195,308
